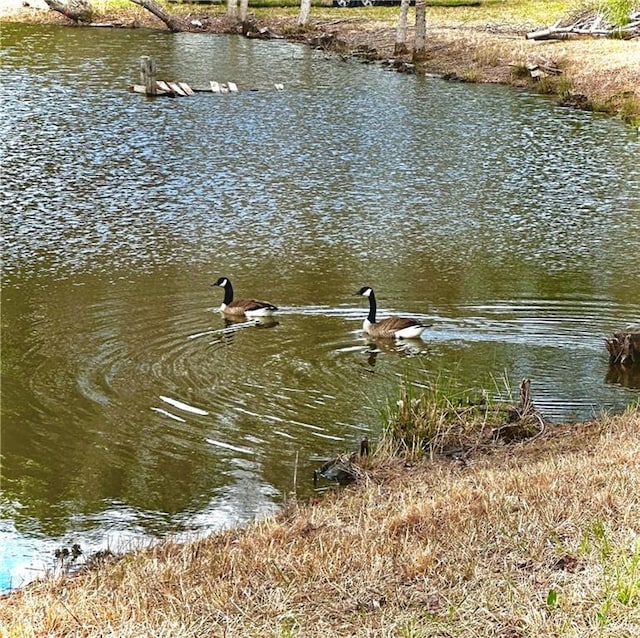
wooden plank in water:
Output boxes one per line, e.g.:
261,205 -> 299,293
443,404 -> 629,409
228,82 -> 238,93
167,82 -> 187,96
156,80 -> 174,95
178,82 -> 195,96
132,83 -> 170,96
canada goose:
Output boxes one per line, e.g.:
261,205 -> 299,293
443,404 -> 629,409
213,277 -> 278,317
355,286 -> 427,339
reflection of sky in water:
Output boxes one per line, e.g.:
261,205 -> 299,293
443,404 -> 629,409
2,30 -> 639,285
1,477 -> 279,592
1,24 -> 639,592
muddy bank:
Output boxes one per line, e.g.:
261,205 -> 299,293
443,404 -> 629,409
2,2 -> 639,123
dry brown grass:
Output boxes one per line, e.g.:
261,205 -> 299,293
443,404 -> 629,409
2,407 -> 639,637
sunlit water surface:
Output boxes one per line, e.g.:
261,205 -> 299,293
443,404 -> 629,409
1,23 -> 639,590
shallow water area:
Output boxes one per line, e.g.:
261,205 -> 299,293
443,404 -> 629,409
1,23 -> 639,591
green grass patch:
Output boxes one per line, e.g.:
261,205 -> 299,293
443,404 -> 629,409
601,0 -> 634,26
580,523 -> 640,628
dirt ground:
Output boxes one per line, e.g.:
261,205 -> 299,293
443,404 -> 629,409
2,1 -> 639,123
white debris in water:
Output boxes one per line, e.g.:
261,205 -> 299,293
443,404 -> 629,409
159,395 -> 208,416
150,407 -> 186,423
205,438 -> 254,455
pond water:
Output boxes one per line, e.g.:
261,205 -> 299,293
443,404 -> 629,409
1,23 -> 639,591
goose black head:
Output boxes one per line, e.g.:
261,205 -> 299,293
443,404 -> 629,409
213,277 -> 229,288
355,286 -> 374,297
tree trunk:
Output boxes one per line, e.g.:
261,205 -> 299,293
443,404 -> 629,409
227,0 -> 238,19
239,0 -> 248,22
42,0 -> 93,23
413,0 -> 426,62
128,0 -> 183,32
394,0 -> 410,55
298,0 -> 311,27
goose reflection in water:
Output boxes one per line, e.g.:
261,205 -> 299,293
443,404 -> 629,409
223,316 -> 279,330
361,336 -> 427,370
201,315 -> 279,346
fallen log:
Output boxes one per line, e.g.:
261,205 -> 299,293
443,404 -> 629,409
128,0 -> 184,32
42,0 -> 92,23
527,9 -> 640,40
527,23 -> 640,40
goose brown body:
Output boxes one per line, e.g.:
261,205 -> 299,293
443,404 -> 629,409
356,286 -> 426,339
213,277 -> 278,317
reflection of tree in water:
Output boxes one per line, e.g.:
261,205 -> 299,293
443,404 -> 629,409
605,364 -> 640,390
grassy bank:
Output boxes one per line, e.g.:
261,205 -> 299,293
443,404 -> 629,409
2,388 -> 639,637
3,0 -> 640,124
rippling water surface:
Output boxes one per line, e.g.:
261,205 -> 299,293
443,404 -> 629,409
1,23 -> 639,590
